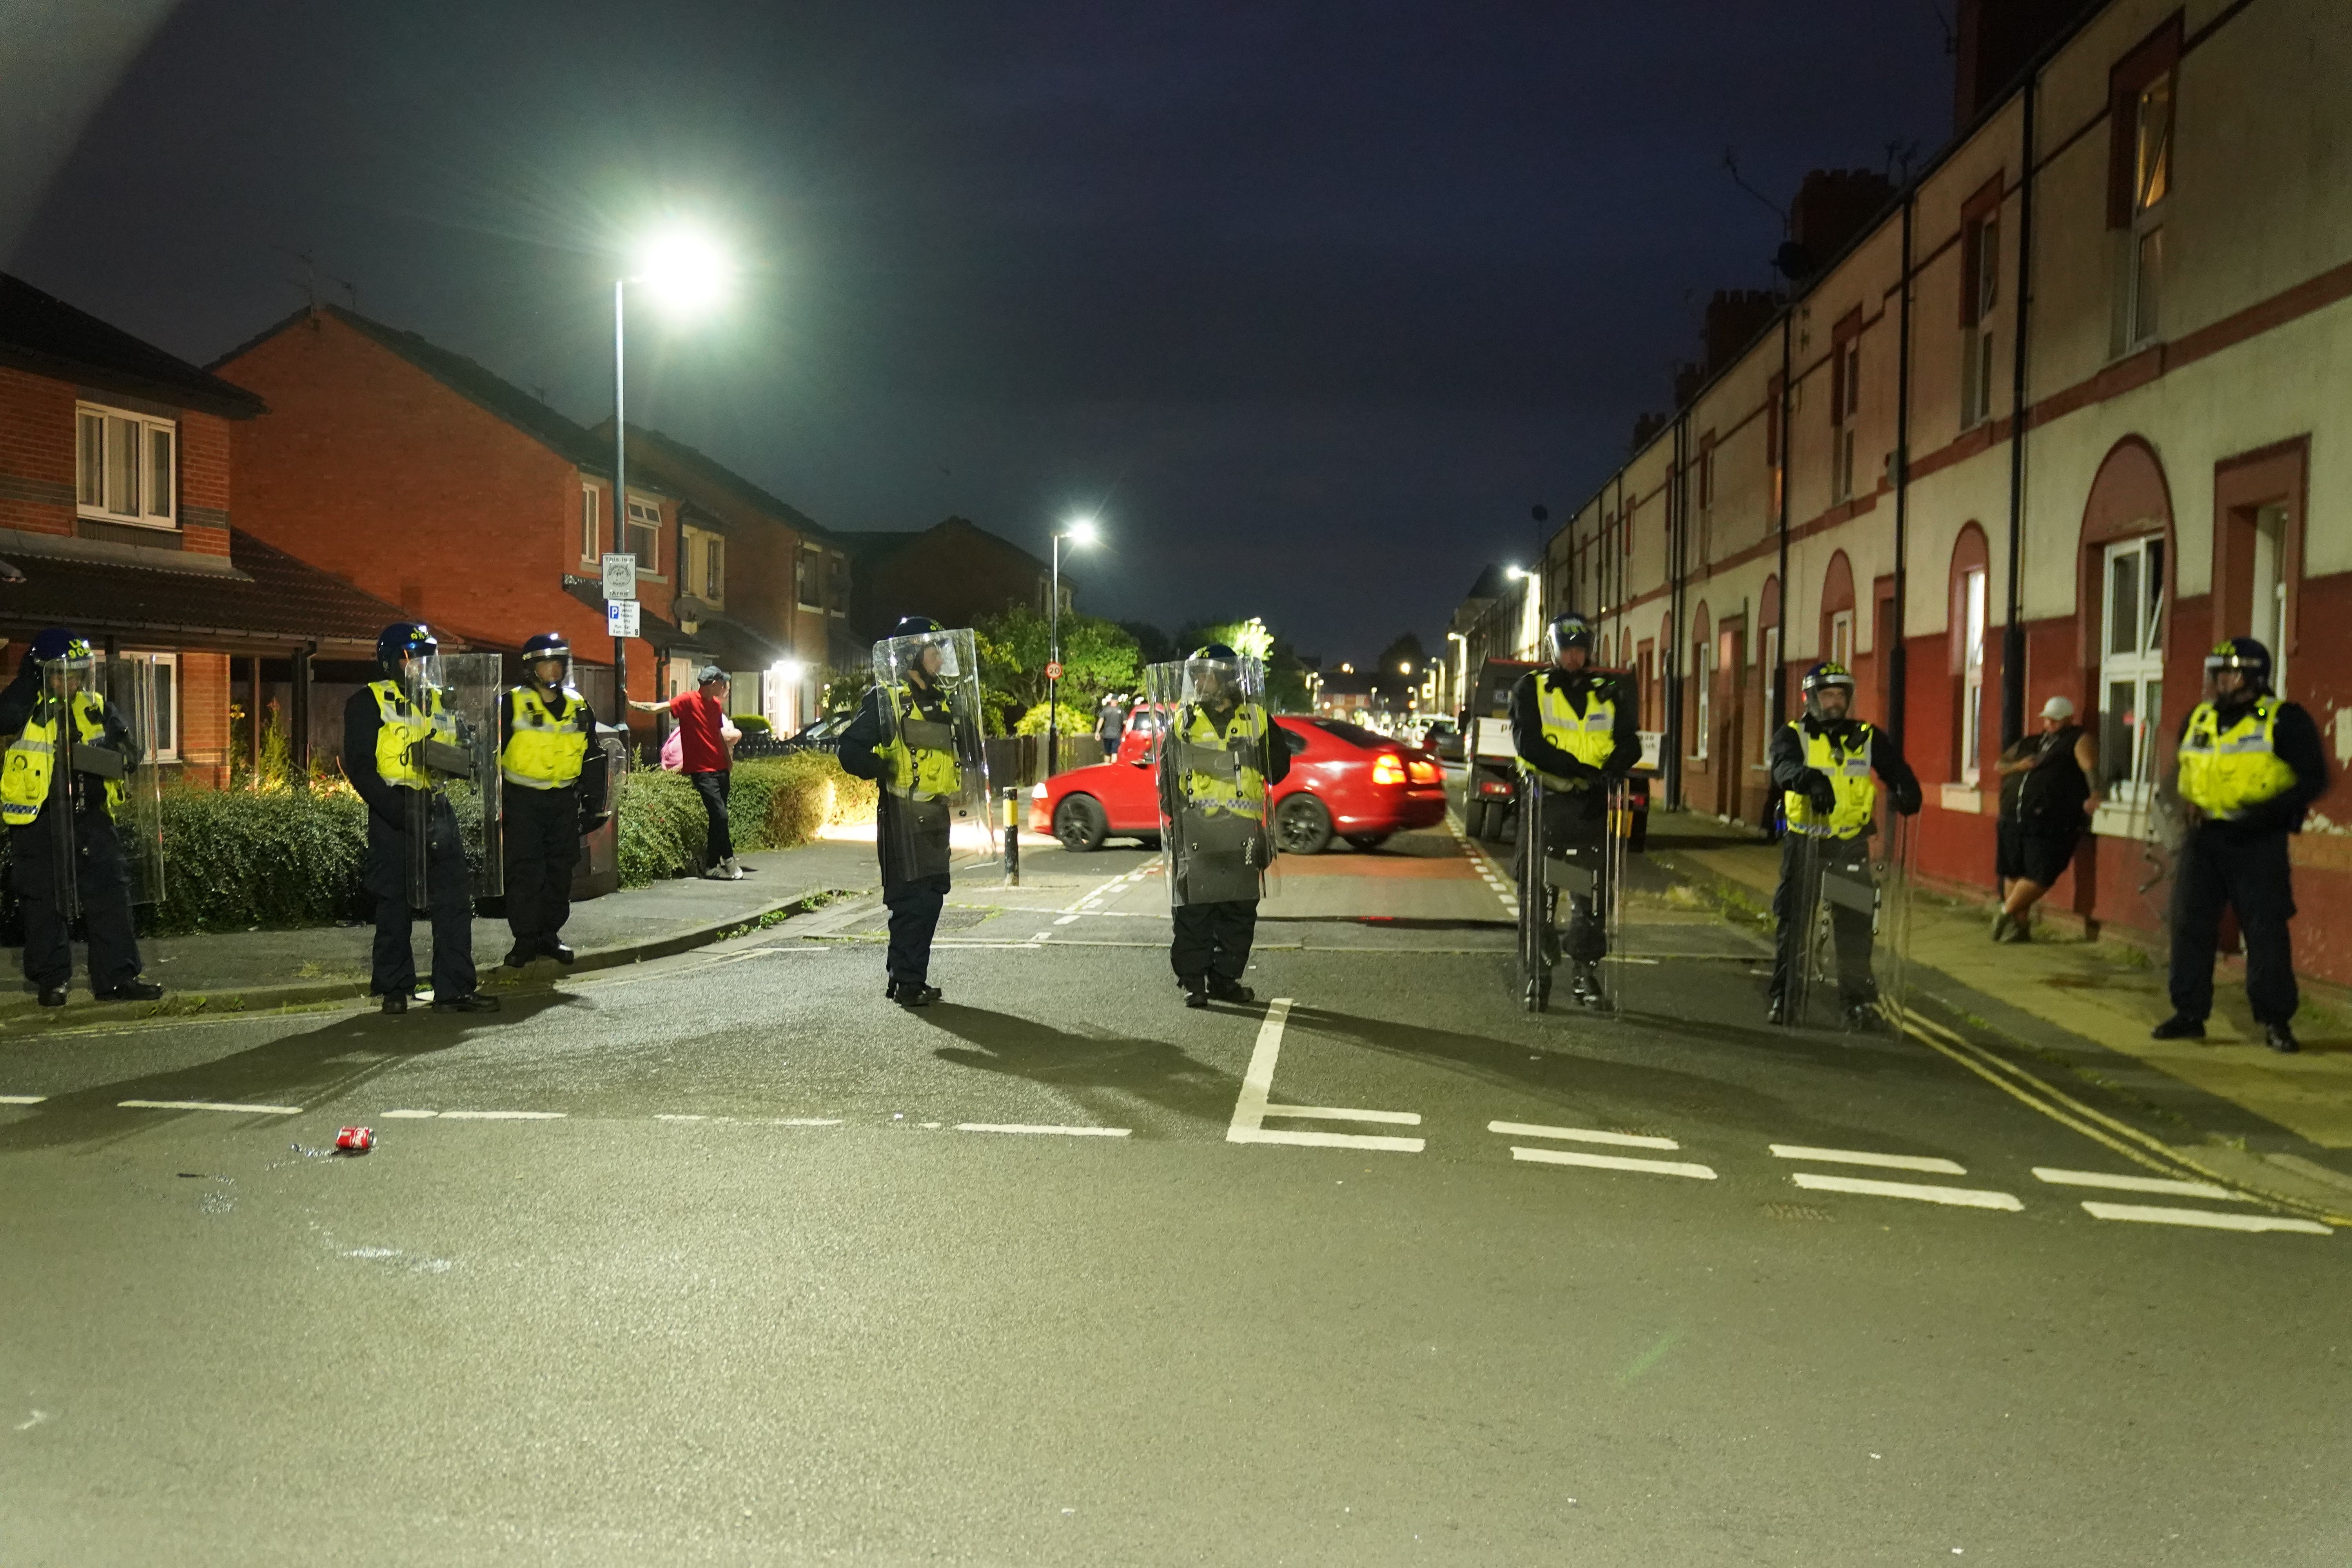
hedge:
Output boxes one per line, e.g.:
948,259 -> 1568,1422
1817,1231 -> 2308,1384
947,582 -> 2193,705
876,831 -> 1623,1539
0,752 -> 877,938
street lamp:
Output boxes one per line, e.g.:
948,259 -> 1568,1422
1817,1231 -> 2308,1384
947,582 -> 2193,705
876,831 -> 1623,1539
1047,516 -> 1099,776
612,223 -> 730,721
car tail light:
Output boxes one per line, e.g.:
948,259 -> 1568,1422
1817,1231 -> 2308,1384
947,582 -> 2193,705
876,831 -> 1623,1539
1479,778 -> 1513,797
1371,753 -> 1406,785
1406,759 -> 1439,784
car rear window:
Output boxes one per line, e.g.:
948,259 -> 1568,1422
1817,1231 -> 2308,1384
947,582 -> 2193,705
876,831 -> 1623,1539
1309,720 -> 1390,750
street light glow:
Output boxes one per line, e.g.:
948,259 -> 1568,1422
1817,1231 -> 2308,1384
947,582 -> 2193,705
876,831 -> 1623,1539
1064,517 -> 1099,547
633,225 -> 731,312
1505,565 -> 1529,580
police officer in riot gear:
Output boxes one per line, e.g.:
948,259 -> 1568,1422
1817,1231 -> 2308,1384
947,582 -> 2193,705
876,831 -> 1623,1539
1162,644 -> 1291,1008
2154,637 -> 2329,1053
1766,661 -> 1921,1027
0,627 -> 163,1007
344,623 -> 499,1016
500,632 -> 601,969
1510,613 -> 1640,1006
837,615 -> 968,1007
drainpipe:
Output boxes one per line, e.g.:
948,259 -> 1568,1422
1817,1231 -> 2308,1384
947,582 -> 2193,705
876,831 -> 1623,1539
1664,417 -> 1686,811
2000,71 -> 2037,750
1891,186 -> 1915,749
1774,312 -> 1792,733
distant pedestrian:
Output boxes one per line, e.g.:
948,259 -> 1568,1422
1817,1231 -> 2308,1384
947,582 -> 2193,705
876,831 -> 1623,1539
1096,692 -> 1127,760
633,666 -> 744,879
2154,638 -> 2330,1053
1991,696 -> 2099,942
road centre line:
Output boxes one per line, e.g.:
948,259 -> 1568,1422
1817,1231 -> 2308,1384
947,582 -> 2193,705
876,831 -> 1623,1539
1490,1121 -> 1679,1150
1791,1172 -> 2022,1210
955,1123 -> 1132,1138
2033,1167 -> 2250,1201
1511,1146 -> 1717,1180
0,1094 -> 47,1105
118,1098 -> 303,1115
2078,1201 -> 2331,1234
1227,998 -> 1424,1154
379,1109 -> 565,1120
1770,1144 -> 1967,1175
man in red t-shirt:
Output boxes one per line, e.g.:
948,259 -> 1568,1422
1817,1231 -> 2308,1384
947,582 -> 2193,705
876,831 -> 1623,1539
632,666 -> 744,879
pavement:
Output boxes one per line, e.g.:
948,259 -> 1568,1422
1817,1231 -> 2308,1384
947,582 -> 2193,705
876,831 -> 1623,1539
4,769 -> 2350,1564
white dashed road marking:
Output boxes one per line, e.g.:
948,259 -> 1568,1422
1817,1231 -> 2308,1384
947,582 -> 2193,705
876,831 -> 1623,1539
1227,998 -> 1424,1154
1792,1173 -> 2022,1210
2032,1167 -> 2249,1201
383,1109 -> 565,1120
1771,1144 -> 1967,1175
1511,1146 -> 1718,1180
0,1094 -> 47,1105
955,1123 -> 1132,1138
118,1098 -> 303,1115
1492,1121 -> 1678,1150
2079,1202 -> 2330,1234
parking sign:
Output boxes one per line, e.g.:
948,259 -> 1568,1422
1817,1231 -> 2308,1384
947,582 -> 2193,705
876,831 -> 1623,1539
606,600 -> 641,638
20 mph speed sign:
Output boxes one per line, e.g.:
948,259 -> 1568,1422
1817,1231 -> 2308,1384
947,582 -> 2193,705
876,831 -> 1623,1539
1045,661 -> 1064,681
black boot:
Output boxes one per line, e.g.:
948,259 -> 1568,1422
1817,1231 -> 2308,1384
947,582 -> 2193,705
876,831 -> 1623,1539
94,980 -> 164,1002
1181,976 -> 1209,1009
546,941 -> 576,965
2150,1014 -> 2206,1040
2264,1022 -> 2301,1054
38,985 -> 67,1009
432,992 -> 502,1014
1207,976 -> 1255,1004
380,992 -> 409,1016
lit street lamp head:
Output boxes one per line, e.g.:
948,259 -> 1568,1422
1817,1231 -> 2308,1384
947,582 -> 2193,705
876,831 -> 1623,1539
1063,517 -> 1099,547
630,225 -> 731,313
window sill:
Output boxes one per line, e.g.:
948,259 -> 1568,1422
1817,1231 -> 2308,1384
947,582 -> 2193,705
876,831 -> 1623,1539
77,510 -> 177,532
1939,784 -> 1984,813
2091,800 -> 2150,838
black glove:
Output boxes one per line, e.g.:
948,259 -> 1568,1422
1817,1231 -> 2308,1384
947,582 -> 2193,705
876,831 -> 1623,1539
1800,769 -> 1837,815
1893,780 -> 1923,817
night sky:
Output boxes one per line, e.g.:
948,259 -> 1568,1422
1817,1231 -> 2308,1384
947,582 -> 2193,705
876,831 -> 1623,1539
3,1 -> 1950,663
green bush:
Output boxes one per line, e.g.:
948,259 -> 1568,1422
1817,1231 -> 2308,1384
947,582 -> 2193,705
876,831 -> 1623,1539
0,752 -> 883,936
1013,701 -> 1094,738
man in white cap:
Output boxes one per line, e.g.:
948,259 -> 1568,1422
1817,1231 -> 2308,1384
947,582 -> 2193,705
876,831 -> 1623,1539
1990,695 -> 2099,940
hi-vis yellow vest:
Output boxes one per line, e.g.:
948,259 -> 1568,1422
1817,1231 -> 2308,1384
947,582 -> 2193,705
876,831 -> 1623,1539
1784,719 -> 1877,837
501,684 -> 589,789
1176,702 -> 1269,815
2176,699 -> 2298,819
2,691 -> 118,828
369,679 -> 453,791
1521,674 -> 1616,790
880,684 -> 962,799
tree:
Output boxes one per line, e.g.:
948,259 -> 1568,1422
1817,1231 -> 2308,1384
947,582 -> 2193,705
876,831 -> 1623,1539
1178,615 -> 1314,711
1120,620 -> 1178,668
973,606 -> 1142,735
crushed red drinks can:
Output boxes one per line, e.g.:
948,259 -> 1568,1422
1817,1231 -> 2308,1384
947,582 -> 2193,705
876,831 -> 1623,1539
334,1126 -> 374,1153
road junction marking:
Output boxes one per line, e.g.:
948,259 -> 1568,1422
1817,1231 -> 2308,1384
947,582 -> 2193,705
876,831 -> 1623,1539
2032,1167 -> 2249,1201
1226,998 -> 1424,1153
2077,1202 -> 2330,1234
1769,1144 -> 1967,1175
1790,1173 -> 2022,1210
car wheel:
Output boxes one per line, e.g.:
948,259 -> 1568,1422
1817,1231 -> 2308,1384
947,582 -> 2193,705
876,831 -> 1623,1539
1344,833 -> 1392,851
1480,801 -> 1512,842
1463,800 -> 1490,839
1275,794 -> 1334,856
1054,794 -> 1108,852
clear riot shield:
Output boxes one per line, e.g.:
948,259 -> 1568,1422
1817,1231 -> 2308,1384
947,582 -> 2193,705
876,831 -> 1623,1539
402,652 -> 504,907
1604,773 -> 1779,1027
1145,653 -> 1278,907
1780,804 -> 1913,1033
93,657 -> 165,907
1515,777 -> 1555,1011
1515,770 -> 1613,1011
871,626 -> 994,882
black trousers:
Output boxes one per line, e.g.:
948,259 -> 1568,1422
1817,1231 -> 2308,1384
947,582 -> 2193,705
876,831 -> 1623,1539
690,769 -> 733,867
1171,899 -> 1258,983
2169,826 -> 2299,1026
887,884 -> 946,987
1531,791 -> 1609,964
1771,832 -> 1877,1005
365,804 -> 477,1000
503,784 -> 581,953
10,808 -> 143,993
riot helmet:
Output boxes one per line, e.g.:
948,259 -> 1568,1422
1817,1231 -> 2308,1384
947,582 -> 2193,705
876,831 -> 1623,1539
1547,613 -> 1596,667
377,622 -> 438,676
29,627 -> 92,664
1187,643 -> 1241,706
521,632 -> 570,688
888,615 -> 954,683
1800,661 -> 1857,721
2204,637 -> 2272,697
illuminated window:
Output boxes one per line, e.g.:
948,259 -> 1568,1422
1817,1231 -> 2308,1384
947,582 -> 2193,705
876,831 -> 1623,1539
76,404 -> 176,528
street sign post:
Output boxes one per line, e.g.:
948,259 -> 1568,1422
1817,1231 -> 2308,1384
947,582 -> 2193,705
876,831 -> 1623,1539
600,552 -> 638,603
606,601 -> 641,638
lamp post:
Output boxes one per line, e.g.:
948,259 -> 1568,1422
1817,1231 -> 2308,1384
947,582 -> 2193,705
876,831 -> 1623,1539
611,225 -> 728,728
1046,516 -> 1098,777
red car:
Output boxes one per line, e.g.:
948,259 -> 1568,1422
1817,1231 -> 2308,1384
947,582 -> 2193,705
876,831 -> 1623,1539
1031,715 -> 1447,855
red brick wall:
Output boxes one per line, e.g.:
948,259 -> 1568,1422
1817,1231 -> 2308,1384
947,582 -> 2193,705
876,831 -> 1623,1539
216,312 -> 668,680
0,365 -> 76,536
179,411 -> 232,557
179,652 -> 232,786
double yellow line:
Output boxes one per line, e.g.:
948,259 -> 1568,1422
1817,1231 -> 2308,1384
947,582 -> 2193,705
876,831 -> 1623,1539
1891,1001 -> 2351,1229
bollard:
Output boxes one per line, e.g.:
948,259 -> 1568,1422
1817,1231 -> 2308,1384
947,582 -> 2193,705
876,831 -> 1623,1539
1002,786 -> 1021,886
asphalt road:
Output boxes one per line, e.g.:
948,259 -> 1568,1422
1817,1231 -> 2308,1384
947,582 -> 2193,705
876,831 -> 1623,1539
4,795 -> 2348,1565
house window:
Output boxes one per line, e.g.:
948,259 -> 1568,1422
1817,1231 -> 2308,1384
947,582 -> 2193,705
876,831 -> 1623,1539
1830,610 -> 1855,671
1831,339 -> 1861,501
1961,216 -> 1999,428
579,485 -> 601,563
1696,435 -> 1716,561
797,545 -> 821,610
2250,504 -> 2288,695
76,404 -> 176,528
1960,568 -> 1988,785
703,535 -> 724,601
1762,626 -> 1782,730
2098,536 -> 2166,804
1691,639 -> 1711,759
120,652 -> 179,763
625,496 -> 660,573
828,553 -> 848,615
2121,73 -> 2172,352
